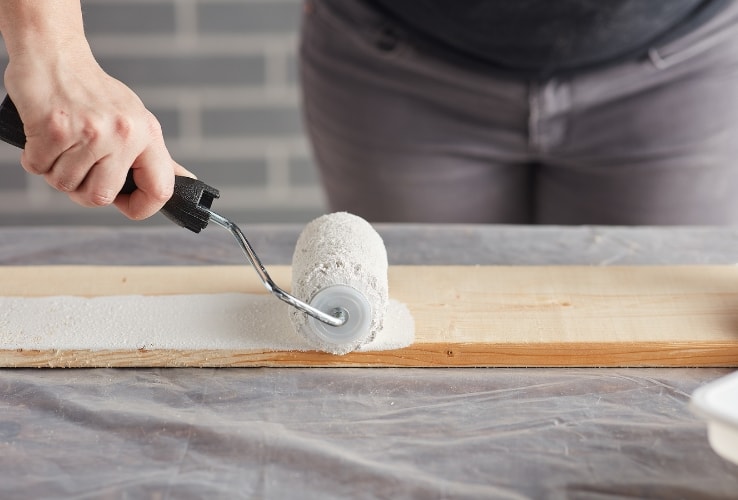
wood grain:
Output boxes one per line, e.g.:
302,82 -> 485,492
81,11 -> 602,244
2,265 -> 738,367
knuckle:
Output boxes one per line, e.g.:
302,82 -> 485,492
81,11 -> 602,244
51,177 -> 77,193
89,189 -> 116,207
113,114 -> 134,141
80,118 -> 103,144
46,110 -> 73,145
145,112 -> 163,138
21,157 -> 47,175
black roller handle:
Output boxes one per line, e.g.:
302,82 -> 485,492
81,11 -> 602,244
0,94 -> 219,233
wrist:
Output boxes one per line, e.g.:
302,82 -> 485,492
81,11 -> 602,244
0,0 -> 87,58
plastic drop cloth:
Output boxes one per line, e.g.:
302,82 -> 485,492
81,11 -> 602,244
1,224 -> 738,498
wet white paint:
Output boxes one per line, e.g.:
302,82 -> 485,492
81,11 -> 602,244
0,293 -> 414,352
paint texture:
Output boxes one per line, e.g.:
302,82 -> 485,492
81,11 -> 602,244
290,212 -> 389,354
0,293 -> 414,352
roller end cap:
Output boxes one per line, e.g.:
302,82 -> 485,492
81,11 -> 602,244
307,285 -> 373,354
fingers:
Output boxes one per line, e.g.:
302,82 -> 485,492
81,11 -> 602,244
20,109 -> 78,177
21,108 -> 77,184
22,103 -> 180,219
65,153 -> 130,208
23,106 -> 133,203
173,161 -> 196,179
113,138 -> 175,220
7,60 -> 183,220
41,142 -> 100,194
113,158 -> 196,219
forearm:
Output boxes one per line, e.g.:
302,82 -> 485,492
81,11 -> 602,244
0,0 -> 87,58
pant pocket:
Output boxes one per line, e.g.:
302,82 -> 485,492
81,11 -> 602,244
649,7 -> 738,70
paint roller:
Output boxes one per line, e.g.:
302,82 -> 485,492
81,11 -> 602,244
0,95 -> 387,354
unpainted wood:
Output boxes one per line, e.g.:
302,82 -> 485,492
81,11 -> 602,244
2,265 -> 738,367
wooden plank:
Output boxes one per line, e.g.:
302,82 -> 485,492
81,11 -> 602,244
2,265 -> 738,367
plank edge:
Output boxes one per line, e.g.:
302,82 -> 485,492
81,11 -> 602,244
2,341 -> 737,368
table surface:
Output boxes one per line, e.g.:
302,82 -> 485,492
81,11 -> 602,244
2,223 -> 738,499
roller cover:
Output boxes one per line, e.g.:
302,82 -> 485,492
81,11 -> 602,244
290,212 -> 388,354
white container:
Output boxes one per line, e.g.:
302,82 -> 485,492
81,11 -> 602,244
691,371 -> 738,466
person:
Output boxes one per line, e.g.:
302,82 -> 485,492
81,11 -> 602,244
4,1 -> 738,226
299,0 -> 738,224
0,0 -> 192,221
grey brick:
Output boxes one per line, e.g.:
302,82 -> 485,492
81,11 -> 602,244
201,107 -> 303,137
0,160 -> 26,192
149,108 -> 180,140
83,3 -> 176,35
198,2 -> 302,34
96,55 -> 265,87
181,158 -> 268,187
288,156 -> 319,186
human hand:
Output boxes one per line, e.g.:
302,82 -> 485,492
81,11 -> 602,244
3,36 -> 192,220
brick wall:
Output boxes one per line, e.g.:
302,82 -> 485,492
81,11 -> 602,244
0,0 -> 326,226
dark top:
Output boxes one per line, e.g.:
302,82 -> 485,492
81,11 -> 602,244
368,0 -> 729,77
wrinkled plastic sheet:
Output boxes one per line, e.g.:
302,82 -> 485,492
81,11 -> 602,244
2,367 -> 736,499
1,224 -> 738,498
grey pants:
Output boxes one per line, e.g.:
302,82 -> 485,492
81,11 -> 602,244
300,0 -> 738,224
